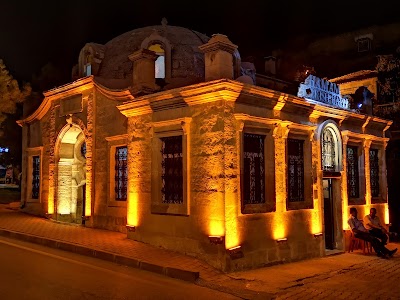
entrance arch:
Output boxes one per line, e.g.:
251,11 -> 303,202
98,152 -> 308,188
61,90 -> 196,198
317,120 -> 344,250
55,124 -> 86,223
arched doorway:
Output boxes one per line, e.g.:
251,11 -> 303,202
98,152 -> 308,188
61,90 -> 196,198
56,124 -> 86,224
318,121 -> 343,250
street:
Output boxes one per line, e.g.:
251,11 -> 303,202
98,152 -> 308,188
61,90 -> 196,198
274,255 -> 400,299
0,236 -> 240,300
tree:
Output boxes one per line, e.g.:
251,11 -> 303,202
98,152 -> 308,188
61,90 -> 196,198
376,53 -> 400,104
31,62 -> 66,92
0,59 -> 31,126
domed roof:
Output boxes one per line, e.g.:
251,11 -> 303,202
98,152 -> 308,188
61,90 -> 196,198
96,24 -> 210,89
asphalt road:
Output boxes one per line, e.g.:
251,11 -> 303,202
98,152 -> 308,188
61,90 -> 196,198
0,236 -> 240,300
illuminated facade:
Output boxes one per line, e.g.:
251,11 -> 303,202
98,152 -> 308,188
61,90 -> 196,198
18,23 -> 392,272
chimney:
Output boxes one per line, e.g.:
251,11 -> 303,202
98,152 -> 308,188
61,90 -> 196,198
128,48 -> 158,94
199,34 -> 238,81
264,56 -> 276,75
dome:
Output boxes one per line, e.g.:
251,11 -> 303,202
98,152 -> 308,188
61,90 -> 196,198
94,24 -> 210,90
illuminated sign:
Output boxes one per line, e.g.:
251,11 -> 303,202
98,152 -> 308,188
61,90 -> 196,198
297,75 -> 349,109
0,147 -> 9,153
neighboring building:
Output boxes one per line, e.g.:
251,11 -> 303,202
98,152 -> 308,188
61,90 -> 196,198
18,21 -> 392,272
266,22 -> 400,83
330,67 -> 400,232
266,21 -> 400,233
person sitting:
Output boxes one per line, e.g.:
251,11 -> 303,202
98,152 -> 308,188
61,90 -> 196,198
348,207 -> 397,258
363,208 -> 388,245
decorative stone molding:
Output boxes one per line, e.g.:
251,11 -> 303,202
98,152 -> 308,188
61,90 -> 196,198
199,34 -> 238,81
129,49 -> 158,94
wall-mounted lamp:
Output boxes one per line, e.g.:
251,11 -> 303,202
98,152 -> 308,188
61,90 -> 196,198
227,246 -> 244,260
314,232 -> 323,238
126,225 -> 136,232
276,237 -> 288,243
209,236 -> 224,244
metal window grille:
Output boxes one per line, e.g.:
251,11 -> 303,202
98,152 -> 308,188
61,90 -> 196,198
322,128 -> 335,171
287,139 -> 304,202
32,156 -> 40,199
243,133 -> 265,205
347,146 -> 359,198
369,149 -> 380,197
357,38 -> 371,52
115,146 -> 127,201
161,135 -> 183,204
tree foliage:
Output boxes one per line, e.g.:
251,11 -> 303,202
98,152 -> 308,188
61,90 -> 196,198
31,62 -> 66,92
0,59 -> 31,124
376,53 -> 400,104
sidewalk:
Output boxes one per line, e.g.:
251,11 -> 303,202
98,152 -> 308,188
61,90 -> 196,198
0,204 -> 397,299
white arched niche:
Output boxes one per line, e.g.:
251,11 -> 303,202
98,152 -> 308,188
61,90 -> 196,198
317,120 -> 343,173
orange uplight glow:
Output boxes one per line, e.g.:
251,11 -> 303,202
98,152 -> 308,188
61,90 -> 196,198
127,192 -> 140,226
48,188 -> 55,214
224,194 -> 239,249
84,173 -> 91,216
385,203 -> 389,225
209,219 -> 225,237
272,212 -> 286,240
208,186 -> 225,237
311,210 -> 322,234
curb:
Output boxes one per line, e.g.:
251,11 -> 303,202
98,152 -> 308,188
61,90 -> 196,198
0,228 -> 199,283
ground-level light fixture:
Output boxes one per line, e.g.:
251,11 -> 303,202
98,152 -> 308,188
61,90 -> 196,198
208,235 -> 224,244
314,232 -> 323,238
276,237 -> 288,243
227,245 -> 244,259
126,225 -> 136,232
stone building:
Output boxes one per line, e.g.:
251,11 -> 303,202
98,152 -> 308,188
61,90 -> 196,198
266,21 -> 400,83
265,21 -> 400,234
18,22 -> 392,271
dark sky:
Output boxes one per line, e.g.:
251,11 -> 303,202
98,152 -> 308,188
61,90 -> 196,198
1,0 -> 399,83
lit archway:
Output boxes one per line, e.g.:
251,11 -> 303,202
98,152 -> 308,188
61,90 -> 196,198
55,124 -> 86,223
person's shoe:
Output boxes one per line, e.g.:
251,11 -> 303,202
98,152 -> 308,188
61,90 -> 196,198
388,248 -> 397,257
377,251 -> 388,258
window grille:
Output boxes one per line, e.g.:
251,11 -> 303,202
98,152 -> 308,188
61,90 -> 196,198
357,38 -> 371,52
322,128 -> 335,171
32,156 -> 40,199
370,149 -> 379,197
243,133 -> 265,205
347,146 -> 359,198
288,139 -> 304,202
115,146 -> 127,201
161,136 -> 183,204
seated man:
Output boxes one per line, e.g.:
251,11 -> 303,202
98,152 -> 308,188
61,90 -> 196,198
363,208 -> 388,245
348,207 -> 397,258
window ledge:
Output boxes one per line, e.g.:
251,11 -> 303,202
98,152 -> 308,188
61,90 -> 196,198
108,200 -> 127,208
242,203 -> 275,214
151,203 -> 189,216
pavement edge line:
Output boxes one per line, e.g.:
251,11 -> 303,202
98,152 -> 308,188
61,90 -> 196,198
0,228 -> 200,283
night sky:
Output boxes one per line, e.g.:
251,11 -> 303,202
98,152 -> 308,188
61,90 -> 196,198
1,0 -> 399,84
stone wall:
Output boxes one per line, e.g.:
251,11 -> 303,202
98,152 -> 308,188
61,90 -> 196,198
126,97 -> 328,271
92,90 -> 127,232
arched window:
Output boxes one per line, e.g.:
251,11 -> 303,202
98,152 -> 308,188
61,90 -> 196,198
148,44 -> 165,79
84,54 -> 92,76
322,128 -> 336,171
320,122 -> 342,173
